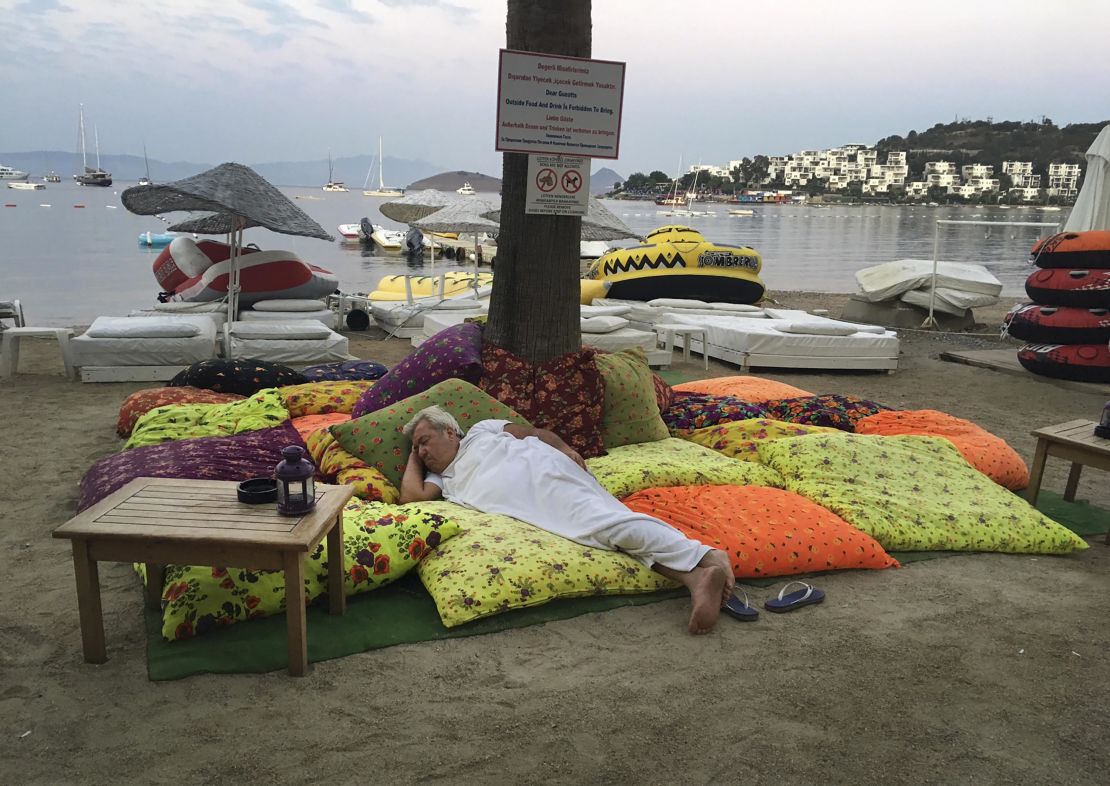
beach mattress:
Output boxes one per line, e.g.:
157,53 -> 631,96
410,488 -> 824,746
72,315 -> 217,367
660,313 -> 900,359
580,327 -> 657,353
899,287 -> 999,315
855,260 -> 1003,302
127,301 -> 229,328
226,320 -> 352,364
240,308 -> 337,330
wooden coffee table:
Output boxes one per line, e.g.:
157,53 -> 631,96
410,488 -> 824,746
54,477 -> 355,676
1024,419 -> 1110,543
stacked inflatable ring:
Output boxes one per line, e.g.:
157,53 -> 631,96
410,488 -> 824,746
1005,231 -> 1110,383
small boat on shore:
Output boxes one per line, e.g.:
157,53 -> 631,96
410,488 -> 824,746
582,225 -> 765,304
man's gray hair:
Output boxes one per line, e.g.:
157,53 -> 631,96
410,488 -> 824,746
403,405 -> 464,439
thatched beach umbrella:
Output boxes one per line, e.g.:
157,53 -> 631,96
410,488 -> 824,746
120,163 -> 334,335
379,189 -> 469,224
480,195 -> 640,241
411,198 -> 501,276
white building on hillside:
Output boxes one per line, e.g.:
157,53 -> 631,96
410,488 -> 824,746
1047,162 -> 1081,199
1002,161 -> 1041,188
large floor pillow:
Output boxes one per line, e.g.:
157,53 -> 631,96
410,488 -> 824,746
160,500 -> 461,640
331,379 -> 531,488
281,380 -> 376,417
681,418 -> 838,461
79,422 -> 305,512
652,373 -> 674,412
673,375 -> 813,403
300,359 -> 388,382
305,427 -> 399,503
480,344 -> 606,459
762,394 -> 894,431
168,358 -> 307,396
415,501 -> 676,628
595,347 -> 670,449
662,392 -> 767,434
117,386 -> 244,438
585,438 -> 784,499
855,409 -> 1030,491
623,485 -> 898,578
291,413 -> 350,443
353,322 -> 483,418
757,433 -> 1088,554
124,388 -> 290,450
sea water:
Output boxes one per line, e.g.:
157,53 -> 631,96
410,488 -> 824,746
0,180 -> 1064,327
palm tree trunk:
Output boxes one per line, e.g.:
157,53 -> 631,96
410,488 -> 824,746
484,0 -> 591,363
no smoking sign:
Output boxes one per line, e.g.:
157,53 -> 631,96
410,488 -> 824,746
525,155 -> 591,216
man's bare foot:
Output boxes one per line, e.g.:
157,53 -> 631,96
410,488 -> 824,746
687,564 -> 729,635
698,550 -> 736,605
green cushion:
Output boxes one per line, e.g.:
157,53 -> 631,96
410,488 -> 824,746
125,388 -> 290,450
159,500 -> 461,640
330,379 -> 530,488
585,437 -> 785,499
416,501 -> 676,627
757,433 -> 1089,554
595,347 -> 670,449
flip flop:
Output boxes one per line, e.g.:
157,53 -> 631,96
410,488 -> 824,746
722,589 -> 759,622
764,581 -> 825,613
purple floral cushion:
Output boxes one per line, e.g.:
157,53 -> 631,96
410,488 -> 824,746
78,422 -> 305,512
662,392 -> 768,434
300,360 -> 388,382
762,394 -> 895,432
352,322 -> 483,418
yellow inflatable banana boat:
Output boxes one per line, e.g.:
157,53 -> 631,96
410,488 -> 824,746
370,272 -> 493,302
582,225 -> 765,304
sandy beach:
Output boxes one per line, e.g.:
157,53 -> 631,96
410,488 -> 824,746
2,292 -> 1108,785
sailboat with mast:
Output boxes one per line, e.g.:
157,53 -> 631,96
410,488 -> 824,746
362,137 -> 403,197
138,143 -> 152,187
73,104 -> 112,187
322,152 -> 348,192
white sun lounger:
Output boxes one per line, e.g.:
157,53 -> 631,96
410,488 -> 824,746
226,320 -> 353,364
72,315 -> 219,382
657,312 -> 900,371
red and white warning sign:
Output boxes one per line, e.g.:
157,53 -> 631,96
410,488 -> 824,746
526,154 -> 590,216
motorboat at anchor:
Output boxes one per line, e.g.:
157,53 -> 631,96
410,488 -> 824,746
7,181 -> 44,190
0,165 -> 29,181
456,182 -> 476,196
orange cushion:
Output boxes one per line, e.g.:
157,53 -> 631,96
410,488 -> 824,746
622,485 -> 898,578
290,413 -> 350,443
854,409 -> 1029,490
672,375 -> 813,403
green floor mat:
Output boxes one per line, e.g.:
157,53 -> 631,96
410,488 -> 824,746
146,489 -> 1106,680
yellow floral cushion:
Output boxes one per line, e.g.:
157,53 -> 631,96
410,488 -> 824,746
306,428 -> 399,503
416,501 -> 676,627
124,388 -> 290,450
160,500 -> 459,640
681,418 -> 837,461
585,437 -> 784,499
757,433 -> 1089,554
279,380 -> 375,417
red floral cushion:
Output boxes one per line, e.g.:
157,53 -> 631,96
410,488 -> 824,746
117,386 -> 244,437
651,373 -> 674,413
479,344 -> 606,459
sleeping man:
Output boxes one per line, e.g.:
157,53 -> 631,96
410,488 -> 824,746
398,405 -> 735,634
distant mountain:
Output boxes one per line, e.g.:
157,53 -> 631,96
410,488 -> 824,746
0,151 -> 443,187
590,167 -> 623,195
407,170 -> 502,192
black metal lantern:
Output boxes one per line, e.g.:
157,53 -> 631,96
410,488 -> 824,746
275,445 -> 316,516
1096,401 -> 1110,439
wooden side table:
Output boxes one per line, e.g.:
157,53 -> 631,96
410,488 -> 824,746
1024,419 -> 1110,543
54,477 -> 355,676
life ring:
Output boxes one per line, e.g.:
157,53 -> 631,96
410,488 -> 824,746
1030,231 -> 1110,269
1025,268 -> 1110,307
1004,303 -> 1110,344
1017,343 -> 1110,383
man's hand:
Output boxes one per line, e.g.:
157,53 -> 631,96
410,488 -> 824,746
561,447 -> 587,472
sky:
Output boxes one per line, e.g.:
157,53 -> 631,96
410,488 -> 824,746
3,0 -> 1110,178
